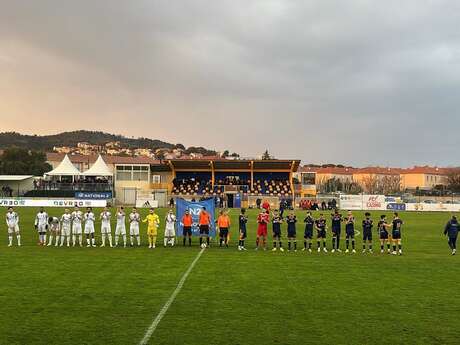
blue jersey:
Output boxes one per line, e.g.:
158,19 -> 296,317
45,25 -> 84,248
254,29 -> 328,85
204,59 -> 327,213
362,219 -> 373,232
286,216 -> 297,232
272,216 -> 282,232
239,215 -> 247,232
331,214 -> 342,231
315,219 -> 326,231
304,216 -> 314,231
392,218 -> 403,234
345,216 -> 355,232
444,219 -> 459,238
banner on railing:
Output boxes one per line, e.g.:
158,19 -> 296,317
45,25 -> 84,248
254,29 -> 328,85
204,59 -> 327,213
339,195 -> 386,210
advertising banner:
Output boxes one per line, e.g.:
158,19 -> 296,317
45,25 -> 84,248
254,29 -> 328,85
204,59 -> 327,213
75,192 -> 112,200
0,198 -> 107,208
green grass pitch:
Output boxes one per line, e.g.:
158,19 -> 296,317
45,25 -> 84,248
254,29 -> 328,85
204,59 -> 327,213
0,207 -> 459,345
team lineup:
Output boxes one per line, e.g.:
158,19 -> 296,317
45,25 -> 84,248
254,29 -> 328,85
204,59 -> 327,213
5,205 -> 459,255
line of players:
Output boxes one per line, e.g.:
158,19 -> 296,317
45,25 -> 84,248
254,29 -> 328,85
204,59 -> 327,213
5,206 -> 176,249
238,208 -> 404,255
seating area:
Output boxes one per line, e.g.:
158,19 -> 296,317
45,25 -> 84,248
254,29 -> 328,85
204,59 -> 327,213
249,173 -> 291,196
171,172 -> 212,196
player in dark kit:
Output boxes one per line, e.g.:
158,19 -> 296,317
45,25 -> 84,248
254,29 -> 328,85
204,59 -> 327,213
331,210 -> 342,253
302,211 -> 315,253
286,211 -> 297,252
362,212 -> 374,253
271,210 -> 284,252
238,208 -> 248,251
444,215 -> 459,255
315,214 -> 328,253
378,215 -> 391,254
391,212 -> 403,255
344,211 -> 356,253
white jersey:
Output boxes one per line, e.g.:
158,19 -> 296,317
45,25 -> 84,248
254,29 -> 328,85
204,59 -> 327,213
84,212 -> 95,232
100,211 -> 111,226
72,211 -> 83,226
49,217 -> 60,232
35,212 -> 49,230
129,212 -> 140,226
61,213 -> 72,228
129,212 -> 140,236
165,214 -> 176,230
116,212 -> 126,228
6,211 -> 19,228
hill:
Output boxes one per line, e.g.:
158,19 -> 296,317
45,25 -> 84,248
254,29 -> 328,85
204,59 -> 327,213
0,130 -> 218,155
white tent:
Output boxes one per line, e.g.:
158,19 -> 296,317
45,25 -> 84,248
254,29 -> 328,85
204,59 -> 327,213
82,155 -> 113,176
46,154 -> 81,176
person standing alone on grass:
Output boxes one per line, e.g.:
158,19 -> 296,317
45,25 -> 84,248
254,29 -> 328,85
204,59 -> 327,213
84,207 -> 96,247
143,208 -> 160,249
129,207 -> 141,246
217,210 -> 231,248
271,209 -> 283,252
238,208 -> 248,251
35,207 -> 49,246
444,215 -> 458,255
181,209 -> 193,246
198,207 -> 211,248
331,210 -> 342,253
256,209 -> 269,250
362,212 -> 374,253
391,212 -> 403,255
302,211 -> 314,253
345,211 -> 356,254
164,209 -> 176,247
286,211 -> 297,252
6,207 -> 21,247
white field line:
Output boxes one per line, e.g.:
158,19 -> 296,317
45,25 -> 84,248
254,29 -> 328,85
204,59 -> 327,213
139,248 -> 205,345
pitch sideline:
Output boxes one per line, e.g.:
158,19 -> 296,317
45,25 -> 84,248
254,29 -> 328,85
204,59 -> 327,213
138,248 -> 205,345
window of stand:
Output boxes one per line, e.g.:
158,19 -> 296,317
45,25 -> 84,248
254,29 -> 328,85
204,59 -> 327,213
116,165 -> 149,181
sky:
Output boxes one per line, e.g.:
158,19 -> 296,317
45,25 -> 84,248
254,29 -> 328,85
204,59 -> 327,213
0,0 -> 459,166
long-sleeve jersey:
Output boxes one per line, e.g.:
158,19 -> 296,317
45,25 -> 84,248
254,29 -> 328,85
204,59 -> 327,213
143,214 -> 160,229
61,213 -> 72,228
100,211 -> 111,225
129,212 -> 140,224
72,211 -> 83,225
6,211 -> 19,227
35,212 -> 49,227
116,212 -> 126,227
444,219 -> 459,238
84,212 -> 95,226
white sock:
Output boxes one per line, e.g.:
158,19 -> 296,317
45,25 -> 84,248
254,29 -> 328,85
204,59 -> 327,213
137,235 -> 140,246
171,237 -> 175,246
61,235 -> 65,246
102,234 -> 106,245
87,238 -> 90,245
17,235 -> 21,246
108,235 -> 113,246
55,236 -> 60,246
44,234 -> 47,244
8,236 -> 13,245
79,235 -> 82,245
164,237 -> 168,246
91,238 -> 95,245
67,237 -> 70,246
115,235 -> 119,245
123,235 -> 126,246
130,236 -> 134,245
72,235 -> 76,245
48,235 -> 53,245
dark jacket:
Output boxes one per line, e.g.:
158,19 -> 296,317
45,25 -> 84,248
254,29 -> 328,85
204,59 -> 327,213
444,219 -> 459,238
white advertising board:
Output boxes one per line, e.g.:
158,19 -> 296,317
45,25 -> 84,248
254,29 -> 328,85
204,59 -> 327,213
405,203 -> 460,212
339,195 -> 386,210
135,197 -> 159,208
0,198 -> 107,208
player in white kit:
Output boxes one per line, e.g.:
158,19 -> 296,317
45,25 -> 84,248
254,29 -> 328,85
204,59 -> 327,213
99,207 -> 113,247
47,216 -> 61,246
71,206 -> 83,247
129,207 -> 141,246
35,207 -> 49,246
115,206 -> 127,247
6,207 -> 21,246
84,207 -> 96,247
164,209 -> 176,247
60,209 -> 72,247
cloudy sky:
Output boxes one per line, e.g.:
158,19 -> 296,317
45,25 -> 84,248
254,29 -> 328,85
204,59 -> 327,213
0,1 -> 459,166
